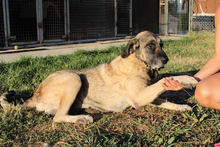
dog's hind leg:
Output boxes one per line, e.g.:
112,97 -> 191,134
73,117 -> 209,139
149,98 -> 192,111
0,90 -> 17,108
52,73 -> 93,124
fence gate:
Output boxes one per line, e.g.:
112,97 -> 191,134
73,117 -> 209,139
3,0 -> 38,46
69,0 -> 115,41
115,0 -> 132,37
160,0 -> 190,35
42,0 -> 66,42
132,0 -> 159,35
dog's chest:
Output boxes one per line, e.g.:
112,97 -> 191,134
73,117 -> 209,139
83,80 -> 130,112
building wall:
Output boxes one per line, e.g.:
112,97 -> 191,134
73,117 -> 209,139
193,0 -> 220,15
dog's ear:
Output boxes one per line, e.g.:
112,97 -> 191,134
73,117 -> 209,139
121,38 -> 140,58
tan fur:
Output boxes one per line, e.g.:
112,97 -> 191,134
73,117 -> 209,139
0,31 -> 198,123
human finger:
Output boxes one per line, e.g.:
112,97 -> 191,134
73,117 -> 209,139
162,77 -> 184,91
161,82 -> 174,90
163,77 -> 177,87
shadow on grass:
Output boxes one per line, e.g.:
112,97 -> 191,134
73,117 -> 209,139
159,70 -> 199,108
159,69 -> 199,78
5,89 -> 33,105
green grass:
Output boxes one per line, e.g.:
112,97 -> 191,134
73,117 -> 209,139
0,31 -> 219,146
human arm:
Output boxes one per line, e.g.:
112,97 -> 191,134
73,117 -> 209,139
162,6 -> 220,91
194,5 -> 220,80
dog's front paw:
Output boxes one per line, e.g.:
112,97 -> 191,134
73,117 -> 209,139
172,75 -> 198,89
174,104 -> 192,111
159,102 -> 192,111
76,115 -> 94,124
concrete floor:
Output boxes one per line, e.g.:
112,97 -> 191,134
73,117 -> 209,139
0,36 -> 183,63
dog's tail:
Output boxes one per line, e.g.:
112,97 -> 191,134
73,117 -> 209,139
0,90 -> 36,109
0,90 -> 17,109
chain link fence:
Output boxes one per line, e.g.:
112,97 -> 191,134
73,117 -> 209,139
192,0 -> 218,32
160,0 -> 217,35
0,0 -> 218,49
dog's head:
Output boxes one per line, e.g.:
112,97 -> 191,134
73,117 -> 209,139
121,31 -> 169,70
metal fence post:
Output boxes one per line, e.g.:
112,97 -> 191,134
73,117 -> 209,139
188,0 -> 193,33
114,0 -> 117,37
65,0 -> 70,41
2,0 -> 8,47
36,0 -> 43,44
129,0 -> 132,36
165,0 -> 169,36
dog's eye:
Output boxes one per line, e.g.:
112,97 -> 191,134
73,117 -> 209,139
147,43 -> 155,49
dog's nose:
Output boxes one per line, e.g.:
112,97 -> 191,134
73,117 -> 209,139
162,57 -> 169,64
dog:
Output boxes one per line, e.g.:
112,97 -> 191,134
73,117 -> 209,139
0,31 -> 198,123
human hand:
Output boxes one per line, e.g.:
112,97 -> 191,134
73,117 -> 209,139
161,77 -> 184,91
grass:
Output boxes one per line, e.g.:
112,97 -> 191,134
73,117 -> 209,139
0,31 -> 219,146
